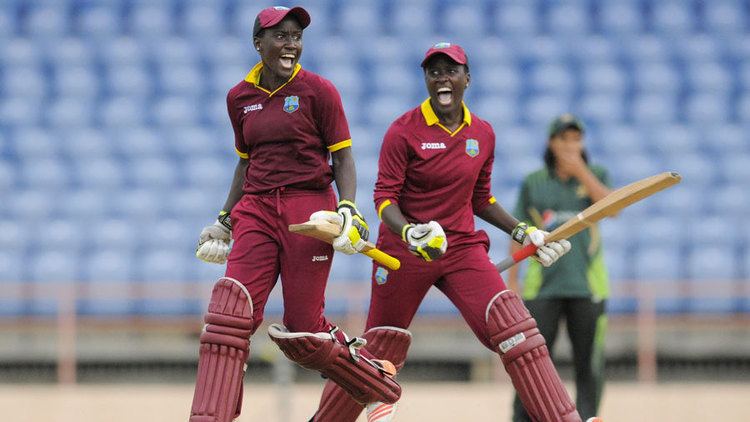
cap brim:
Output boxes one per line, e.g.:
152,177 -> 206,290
264,7 -> 311,32
421,50 -> 467,68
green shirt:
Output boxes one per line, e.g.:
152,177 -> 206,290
512,166 -> 611,301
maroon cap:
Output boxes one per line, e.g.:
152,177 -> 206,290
253,6 -> 311,36
421,42 -> 468,68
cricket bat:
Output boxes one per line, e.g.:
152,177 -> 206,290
495,171 -> 682,272
289,220 -> 401,271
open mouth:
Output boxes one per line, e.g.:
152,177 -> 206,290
279,53 -> 296,70
436,87 -> 453,106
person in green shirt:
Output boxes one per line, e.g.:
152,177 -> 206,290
508,114 -> 612,422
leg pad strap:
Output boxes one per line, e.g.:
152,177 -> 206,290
268,324 -> 402,405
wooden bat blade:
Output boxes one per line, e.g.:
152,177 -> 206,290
289,220 -> 401,270
546,171 -> 681,242
496,171 -> 681,272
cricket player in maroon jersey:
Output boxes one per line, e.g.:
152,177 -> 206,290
310,43 -> 603,422
189,6 -> 400,422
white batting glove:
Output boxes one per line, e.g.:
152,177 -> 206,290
309,210 -> 366,255
196,212 -> 232,264
511,222 -> 572,267
403,220 -> 447,261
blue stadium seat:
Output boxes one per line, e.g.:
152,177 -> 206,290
157,63 -> 204,96
494,3 -> 538,36
529,63 -> 575,95
338,2 -> 382,39
687,62 -> 732,94
130,157 -> 179,188
229,1 -> 277,36
46,38 -> 92,67
151,37 -> 198,65
0,96 -> 41,128
90,219 -> 138,251
631,216 -> 685,248
203,37 -> 249,68
684,216 -> 738,248
494,126 -> 537,158
626,37 -> 672,64
685,93 -> 730,124
546,3 -> 590,35
371,63 -> 420,100
648,185 -> 702,218
391,2 -> 434,38
701,124 -> 745,155
79,250 -> 137,316
606,153 -> 662,188
474,95 -> 519,126
12,128 -> 57,158
473,64 -> 520,97
182,157 -> 231,189
77,6 -> 121,38
418,287 -> 458,316
579,94 -> 625,124
167,126 -> 224,157
58,190 -> 109,219
349,125 -> 380,157
367,94 -> 412,127
39,220 -> 84,252
685,247 -> 738,313
651,1 -> 695,35
632,246 -> 684,313
20,159 -> 69,190
105,65 -> 153,98
144,219 -> 194,250
60,128 -> 110,159
140,250 -> 191,282
100,97 -> 148,127
524,94 -> 572,125
704,1 -> 745,34
183,4 -> 223,38
75,158 -> 125,189
633,62 -> 680,94
24,5 -> 68,40
0,8 -> 15,38
597,125 -> 647,157
581,63 -> 627,94
648,124 -> 700,155
99,37 -> 146,65
631,94 -> 678,124
113,127 -> 166,157
113,189 -> 162,220
664,153 -> 716,187
358,36 -> 412,66
48,98 -> 95,129
2,65 -> 46,98
518,36 -> 566,62
1,38 -> 40,66
0,160 -> 16,194
29,249 -> 79,283
152,96 -> 201,126
599,219 -> 631,252
442,4 -> 486,38
166,189 -> 221,218
705,183 -> 749,219
130,4 -> 173,39
0,249 -> 24,282
675,34 -> 724,62
597,2 -> 642,34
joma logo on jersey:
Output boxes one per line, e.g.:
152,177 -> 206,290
243,104 -> 263,114
421,142 -> 447,150
283,96 -> 300,113
312,255 -> 329,262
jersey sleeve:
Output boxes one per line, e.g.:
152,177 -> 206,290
316,79 -> 352,152
374,124 -> 409,219
471,131 -> 497,214
226,90 -> 248,159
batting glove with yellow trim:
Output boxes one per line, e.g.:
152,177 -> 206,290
402,221 -> 447,262
331,201 -> 369,255
511,222 -> 571,267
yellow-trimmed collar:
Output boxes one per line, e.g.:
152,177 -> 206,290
420,98 -> 472,127
245,61 -> 302,96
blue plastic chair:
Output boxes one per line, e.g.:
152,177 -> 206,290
474,95 -> 519,127
60,128 -> 110,159
524,94 -> 572,126
705,183 -> 749,219
664,153 -> 716,187
597,2 -> 643,34
685,247 -> 739,314
529,63 -> 575,96
20,159 -> 70,190
494,3 -> 538,36
130,4 -> 173,39
183,4 -> 223,38
151,37 -> 198,65
48,98 -> 95,129
25,5 -> 68,40
546,3 -> 590,35
2,65 -> 46,98
74,158 -> 126,190
152,96 -> 202,127
700,124 -> 745,155
105,65 -> 153,98
579,94 -> 625,124
78,6 -> 121,38
99,37 -> 146,66
704,1 -> 745,34
685,93 -> 730,124
391,1 -> 435,38
113,190 -> 162,220
46,38 -> 92,67
442,4 -> 486,38
1,38 -> 41,67
631,94 -> 678,124
100,97 -> 148,127
12,128 -> 57,158
58,190 -> 109,219
651,1 -> 695,35
581,63 -> 627,95
632,246 -> 684,314
130,157 -> 179,189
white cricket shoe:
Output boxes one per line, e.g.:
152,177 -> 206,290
365,401 -> 397,422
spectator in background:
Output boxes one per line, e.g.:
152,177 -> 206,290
189,6 -> 400,422
507,114 -> 612,421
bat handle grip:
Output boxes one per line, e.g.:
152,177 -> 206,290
364,249 -> 401,271
495,243 -> 538,272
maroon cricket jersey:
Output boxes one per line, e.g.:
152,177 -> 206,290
374,99 -> 497,247
227,62 -> 352,194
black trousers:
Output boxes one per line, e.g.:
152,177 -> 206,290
512,297 -> 607,421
